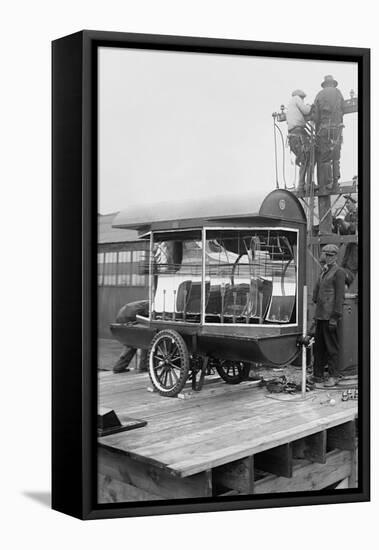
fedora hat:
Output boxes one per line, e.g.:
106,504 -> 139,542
321,75 -> 338,88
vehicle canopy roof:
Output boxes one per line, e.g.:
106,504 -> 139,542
112,189 -> 306,235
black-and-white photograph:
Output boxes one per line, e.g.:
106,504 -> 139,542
97,45 -> 360,504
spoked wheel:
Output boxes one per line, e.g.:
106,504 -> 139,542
216,360 -> 249,384
148,329 -> 189,397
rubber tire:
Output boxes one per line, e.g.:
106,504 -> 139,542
148,329 -> 190,397
216,360 -> 245,384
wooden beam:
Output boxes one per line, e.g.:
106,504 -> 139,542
308,234 -> 358,245
348,441 -> 358,489
212,456 -> 254,494
98,473 -> 162,503
296,182 -> 357,198
327,420 -> 356,451
254,443 -> 292,478
254,450 -> 352,494
98,447 -> 212,500
292,431 -> 327,464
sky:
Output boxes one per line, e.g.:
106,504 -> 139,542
98,47 -> 357,215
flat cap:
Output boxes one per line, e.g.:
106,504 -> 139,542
292,89 -> 306,98
322,244 -> 339,255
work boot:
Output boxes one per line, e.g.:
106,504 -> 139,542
308,375 -> 323,384
112,364 -> 130,374
324,376 -> 337,388
309,375 -> 325,389
112,346 -> 136,373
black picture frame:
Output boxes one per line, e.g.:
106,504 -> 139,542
52,30 -> 370,520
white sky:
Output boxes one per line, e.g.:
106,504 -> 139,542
98,47 -> 357,214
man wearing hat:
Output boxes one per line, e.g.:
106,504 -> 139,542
312,243 -> 345,387
344,195 -> 358,232
286,89 -> 312,193
313,75 -> 345,191
341,195 -> 358,287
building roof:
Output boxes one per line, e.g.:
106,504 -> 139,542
98,213 -> 140,244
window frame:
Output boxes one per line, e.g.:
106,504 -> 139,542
202,226 -> 299,328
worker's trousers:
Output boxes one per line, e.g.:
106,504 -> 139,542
288,128 -> 310,189
316,127 -> 342,190
113,300 -> 149,372
313,319 -> 340,379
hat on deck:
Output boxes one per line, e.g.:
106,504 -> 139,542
343,195 -> 357,203
322,244 -> 339,255
321,75 -> 338,88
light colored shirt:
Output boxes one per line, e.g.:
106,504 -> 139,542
286,96 -> 312,131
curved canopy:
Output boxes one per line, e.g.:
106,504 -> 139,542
259,189 -> 306,223
112,188 -> 305,231
112,190 -> 266,230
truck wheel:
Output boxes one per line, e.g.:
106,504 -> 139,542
148,329 -> 190,397
216,360 -> 246,384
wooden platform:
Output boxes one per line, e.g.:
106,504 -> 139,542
98,371 -> 358,502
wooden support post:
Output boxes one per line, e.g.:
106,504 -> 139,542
327,420 -> 356,451
318,194 -> 333,234
254,443 -> 292,478
254,449 -> 352,494
348,440 -> 358,488
98,473 -> 161,503
292,431 -> 327,464
213,456 -> 254,495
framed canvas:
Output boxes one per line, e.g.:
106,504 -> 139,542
52,30 -> 370,520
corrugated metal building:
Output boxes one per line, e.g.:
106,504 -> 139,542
98,213 -> 148,338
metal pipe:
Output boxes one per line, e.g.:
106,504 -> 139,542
220,282 -> 225,323
201,228 -> 206,325
173,289 -> 176,321
302,285 -> 308,398
259,292 -> 263,324
232,291 -> 237,323
162,289 -> 166,320
183,289 -> 187,321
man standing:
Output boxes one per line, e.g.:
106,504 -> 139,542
312,244 -> 345,387
313,75 -> 345,191
286,89 -> 312,193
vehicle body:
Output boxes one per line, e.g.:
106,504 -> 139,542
110,189 -> 307,396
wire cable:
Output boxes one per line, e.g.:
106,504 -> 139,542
275,123 -> 288,189
273,117 -> 279,188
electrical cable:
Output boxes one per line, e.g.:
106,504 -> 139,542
273,117 -> 279,189
275,123 -> 288,189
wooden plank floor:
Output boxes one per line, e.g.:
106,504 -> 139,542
98,371 -> 357,478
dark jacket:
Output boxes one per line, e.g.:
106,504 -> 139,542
313,263 -> 345,321
313,87 -> 345,130
344,210 -> 358,234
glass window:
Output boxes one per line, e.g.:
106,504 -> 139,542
97,252 -> 104,285
151,233 -> 202,323
103,252 -> 117,285
118,250 -> 131,263
204,229 -> 297,325
98,247 -> 149,287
